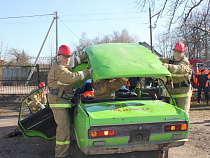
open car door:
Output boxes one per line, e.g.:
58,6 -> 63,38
18,86 -> 57,140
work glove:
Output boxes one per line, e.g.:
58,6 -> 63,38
75,56 -> 81,65
122,77 -> 129,81
87,68 -> 94,75
40,104 -> 45,110
162,63 -> 169,69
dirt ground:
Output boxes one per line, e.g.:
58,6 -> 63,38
0,95 -> 209,158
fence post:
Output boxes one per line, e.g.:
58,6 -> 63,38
36,64 -> 40,85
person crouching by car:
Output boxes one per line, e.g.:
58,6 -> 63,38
28,82 -> 47,114
48,45 -> 93,158
93,78 -> 128,100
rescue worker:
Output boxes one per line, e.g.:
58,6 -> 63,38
93,78 -> 128,100
28,82 -> 47,114
194,65 -> 210,104
159,42 -> 192,116
48,45 -> 93,158
128,77 -> 139,91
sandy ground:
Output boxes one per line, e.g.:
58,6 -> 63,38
0,98 -> 209,158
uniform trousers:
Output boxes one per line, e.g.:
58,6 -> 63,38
170,86 -> 192,117
197,86 -> 209,101
49,94 -> 71,158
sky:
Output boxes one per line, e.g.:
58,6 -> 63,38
0,0 -> 166,62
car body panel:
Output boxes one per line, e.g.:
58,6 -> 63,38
80,100 -> 185,125
18,85 -> 57,140
85,43 -> 171,82
74,98 -> 188,154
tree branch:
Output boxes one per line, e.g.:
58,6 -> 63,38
184,0 -> 204,23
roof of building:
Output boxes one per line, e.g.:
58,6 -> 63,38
139,42 -> 162,57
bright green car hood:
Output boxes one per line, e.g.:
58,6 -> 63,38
85,43 -> 171,82
81,100 -> 186,125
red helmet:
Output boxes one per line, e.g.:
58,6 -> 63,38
173,42 -> 185,52
39,82 -> 45,89
58,45 -> 72,57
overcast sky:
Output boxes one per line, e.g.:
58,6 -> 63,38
0,0 -> 166,61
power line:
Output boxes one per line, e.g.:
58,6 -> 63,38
0,16 -> 145,24
62,12 -> 140,17
59,18 -> 81,40
0,13 -> 54,20
64,17 -> 144,23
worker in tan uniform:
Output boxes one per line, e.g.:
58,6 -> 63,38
28,82 -> 47,114
48,45 -> 93,158
93,78 -> 128,100
159,42 -> 192,117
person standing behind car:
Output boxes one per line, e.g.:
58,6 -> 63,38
48,45 -> 93,158
194,65 -> 210,104
159,42 -> 192,117
28,82 -> 47,114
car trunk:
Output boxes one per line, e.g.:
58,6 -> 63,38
81,100 -> 186,126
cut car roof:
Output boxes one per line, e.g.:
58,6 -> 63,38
85,43 -> 171,82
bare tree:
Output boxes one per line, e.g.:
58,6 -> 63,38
73,32 -> 93,55
155,31 -> 173,58
179,7 -> 210,64
111,29 -> 138,43
154,5 -> 210,65
73,29 -> 138,54
0,38 -> 9,64
8,48 -> 31,65
134,0 -> 208,30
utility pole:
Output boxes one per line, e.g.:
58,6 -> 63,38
55,11 -> 58,60
25,17 -> 56,86
149,5 -> 153,53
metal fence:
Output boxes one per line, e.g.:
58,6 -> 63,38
0,64 -> 51,95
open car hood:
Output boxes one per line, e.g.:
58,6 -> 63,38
85,43 -> 171,82
82,100 -> 186,126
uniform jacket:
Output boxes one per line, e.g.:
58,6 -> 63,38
159,56 -> 192,96
48,54 -> 91,108
94,78 -> 126,100
48,54 -> 90,96
159,56 -> 191,84
28,88 -> 47,114
195,69 -> 210,87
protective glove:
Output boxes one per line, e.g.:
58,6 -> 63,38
87,68 -> 94,75
75,56 -> 81,64
122,77 -> 129,81
162,63 -> 169,69
40,104 -> 45,110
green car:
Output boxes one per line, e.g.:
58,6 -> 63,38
18,43 -> 189,156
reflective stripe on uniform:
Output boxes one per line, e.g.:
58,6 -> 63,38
28,101 -> 33,105
172,65 -> 178,73
33,107 -> 40,110
57,81 -> 71,85
56,140 -> 70,145
171,73 -> 189,77
50,104 -> 72,108
172,92 -> 192,98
